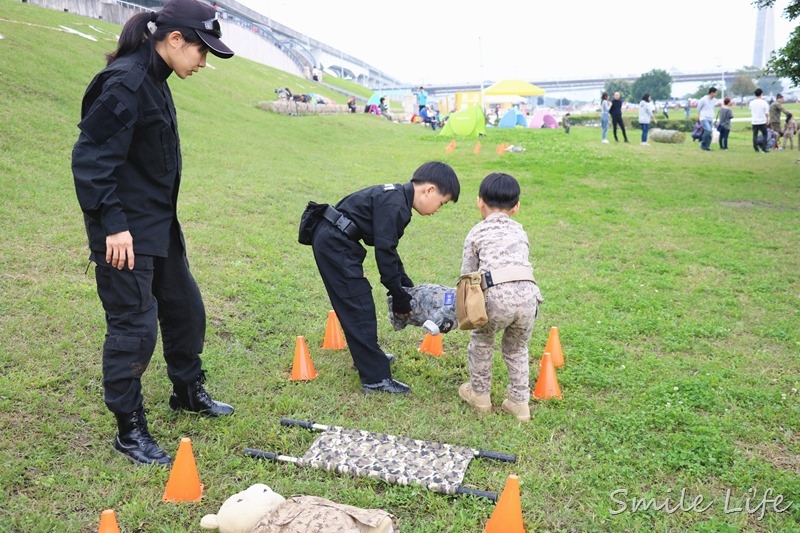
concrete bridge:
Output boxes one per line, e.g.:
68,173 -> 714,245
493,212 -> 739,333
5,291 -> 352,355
25,0 -> 767,101
392,70 -> 765,98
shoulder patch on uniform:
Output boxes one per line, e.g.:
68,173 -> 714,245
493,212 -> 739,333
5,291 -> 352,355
383,184 -> 396,191
121,61 -> 147,92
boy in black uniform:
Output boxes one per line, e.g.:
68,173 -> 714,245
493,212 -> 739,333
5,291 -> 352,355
311,161 -> 460,394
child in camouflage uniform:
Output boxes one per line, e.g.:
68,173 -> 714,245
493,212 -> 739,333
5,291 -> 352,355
459,173 -> 542,422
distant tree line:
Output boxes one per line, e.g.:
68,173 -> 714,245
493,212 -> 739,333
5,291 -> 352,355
602,67 -> 784,105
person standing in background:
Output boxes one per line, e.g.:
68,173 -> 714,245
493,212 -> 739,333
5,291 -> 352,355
600,91 -> 611,143
638,93 -> 655,145
415,86 -> 428,112
769,93 -> 790,138
749,88 -> 770,153
717,97 -> 734,150
782,113 -> 796,150
610,91 -> 629,142
696,87 -> 718,151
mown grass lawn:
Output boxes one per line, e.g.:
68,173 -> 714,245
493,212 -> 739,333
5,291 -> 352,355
0,1 -> 798,531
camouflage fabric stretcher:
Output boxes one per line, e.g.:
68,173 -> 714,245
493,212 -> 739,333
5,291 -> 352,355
244,418 -> 516,501
386,284 -> 458,334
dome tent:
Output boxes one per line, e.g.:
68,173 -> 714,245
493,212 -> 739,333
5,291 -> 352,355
438,106 -> 487,138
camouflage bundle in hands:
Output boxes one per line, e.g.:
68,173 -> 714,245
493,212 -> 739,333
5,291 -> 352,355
387,284 -> 458,334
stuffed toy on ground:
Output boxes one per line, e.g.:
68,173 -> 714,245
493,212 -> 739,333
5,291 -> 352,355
387,284 -> 457,334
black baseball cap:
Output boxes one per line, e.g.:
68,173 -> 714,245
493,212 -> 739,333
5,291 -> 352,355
156,0 -> 234,59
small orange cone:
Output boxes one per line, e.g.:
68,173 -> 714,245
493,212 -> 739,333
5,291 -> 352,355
162,438 -> 204,502
97,509 -> 120,533
495,143 -> 505,154
418,333 -> 444,356
485,474 -> 525,533
543,326 -> 564,368
321,310 -> 346,350
445,140 -> 457,153
532,352 -> 562,400
290,336 -> 317,381
473,141 -> 482,154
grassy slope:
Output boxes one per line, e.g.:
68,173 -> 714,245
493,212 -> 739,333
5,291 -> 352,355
1,1 -> 799,531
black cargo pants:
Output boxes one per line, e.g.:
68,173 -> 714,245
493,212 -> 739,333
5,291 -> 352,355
311,221 -> 392,385
92,234 -> 205,414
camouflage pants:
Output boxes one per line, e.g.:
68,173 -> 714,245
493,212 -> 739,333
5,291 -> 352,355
467,281 -> 540,403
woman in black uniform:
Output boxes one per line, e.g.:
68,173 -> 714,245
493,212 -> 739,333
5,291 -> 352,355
72,0 -> 235,465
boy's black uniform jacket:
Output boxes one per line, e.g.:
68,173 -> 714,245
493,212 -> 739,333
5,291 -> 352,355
73,47 -> 183,257
332,182 -> 414,299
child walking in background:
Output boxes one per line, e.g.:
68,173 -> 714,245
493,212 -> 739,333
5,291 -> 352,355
562,112 -> 571,134
783,113 -> 796,150
459,173 -> 543,422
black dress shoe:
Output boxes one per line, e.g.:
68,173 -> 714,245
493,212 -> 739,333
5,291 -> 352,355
114,407 -> 172,465
362,378 -> 411,394
169,371 -> 234,417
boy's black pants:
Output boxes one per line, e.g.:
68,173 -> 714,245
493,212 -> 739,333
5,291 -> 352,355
311,222 -> 392,385
92,232 -> 205,414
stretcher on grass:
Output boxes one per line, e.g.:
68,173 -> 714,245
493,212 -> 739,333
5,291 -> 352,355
244,418 -> 516,502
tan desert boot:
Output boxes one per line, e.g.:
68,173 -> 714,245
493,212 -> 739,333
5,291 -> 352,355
502,398 -> 531,422
458,382 -> 491,413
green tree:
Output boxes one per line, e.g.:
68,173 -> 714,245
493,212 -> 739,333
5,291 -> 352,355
604,79 -> 633,100
630,69 -> 673,101
756,0 -> 800,85
730,73 -> 757,97
756,76 -> 784,95
692,83 -> 717,99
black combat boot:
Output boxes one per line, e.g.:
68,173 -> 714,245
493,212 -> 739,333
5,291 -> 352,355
114,406 -> 172,465
168,370 -> 234,417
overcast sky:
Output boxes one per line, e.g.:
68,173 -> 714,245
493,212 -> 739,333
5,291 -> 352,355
238,0 -> 796,87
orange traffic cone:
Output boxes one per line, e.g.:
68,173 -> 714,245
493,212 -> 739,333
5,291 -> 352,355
485,474 -> 525,533
543,326 -> 564,368
532,352 -> 562,400
321,310 -> 346,350
418,333 -> 444,356
290,335 -> 317,381
473,141 -> 482,154
495,143 -> 509,154
445,140 -> 457,153
97,509 -> 120,533
162,438 -> 204,502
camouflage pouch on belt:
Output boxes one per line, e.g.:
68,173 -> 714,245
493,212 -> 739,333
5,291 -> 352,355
456,273 -> 488,330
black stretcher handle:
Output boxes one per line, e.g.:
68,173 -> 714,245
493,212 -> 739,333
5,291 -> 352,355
456,487 -> 498,501
280,417 -> 316,429
476,449 -> 516,462
243,448 -> 279,461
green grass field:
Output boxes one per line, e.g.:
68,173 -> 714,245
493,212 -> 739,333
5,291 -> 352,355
1,1 -> 799,531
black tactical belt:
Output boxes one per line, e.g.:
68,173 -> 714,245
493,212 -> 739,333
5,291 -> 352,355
323,205 -> 363,241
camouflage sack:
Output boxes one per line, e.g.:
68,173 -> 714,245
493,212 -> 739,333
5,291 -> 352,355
455,273 -> 488,330
386,284 -> 457,334
251,494 -> 395,533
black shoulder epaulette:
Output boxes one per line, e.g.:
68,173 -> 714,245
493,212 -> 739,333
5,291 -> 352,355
120,59 -> 147,92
